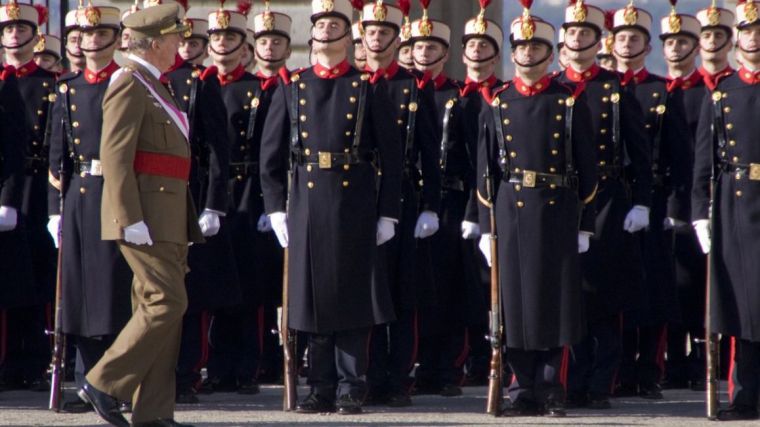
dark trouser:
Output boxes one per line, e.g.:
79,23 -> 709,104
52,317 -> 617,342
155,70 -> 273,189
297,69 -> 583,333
206,305 -> 260,384
0,305 -> 49,383
307,327 -> 371,400
73,335 -> 117,389
666,322 -> 704,385
176,311 -> 208,392
730,339 -> 760,408
367,309 -> 418,395
506,347 -> 564,405
620,323 -> 667,389
416,317 -> 468,387
568,314 -> 622,398
257,304 -> 282,382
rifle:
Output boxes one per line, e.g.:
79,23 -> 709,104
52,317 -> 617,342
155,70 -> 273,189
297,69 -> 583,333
703,181 -> 719,419
484,158 -> 502,416
280,247 -> 297,411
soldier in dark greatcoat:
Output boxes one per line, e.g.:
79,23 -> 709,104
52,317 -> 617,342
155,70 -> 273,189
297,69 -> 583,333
477,6 -> 597,416
45,4 -> 132,411
361,0 -> 442,407
611,2 -> 691,399
557,1 -> 652,409
691,1 -> 760,420
0,0 -> 57,391
161,12 -> 240,403
260,0 -> 401,414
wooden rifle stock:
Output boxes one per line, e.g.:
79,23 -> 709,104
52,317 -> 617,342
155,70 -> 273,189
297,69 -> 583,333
484,163 -> 503,416
48,163 -> 66,412
705,180 -> 719,420
281,248 -> 297,411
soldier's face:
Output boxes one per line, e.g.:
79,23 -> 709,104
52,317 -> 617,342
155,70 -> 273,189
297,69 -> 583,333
738,25 -> 760,64
66,30 -> 85,66
80,28 -> 118,60
564,25 -> 600,62
397,44 -> 412,67
179,37 -> 207,62
363,24 -> 398,55
255,34 -> 291,63
312,17 -> 348,45
512,41 -> 551,67
663,35 -> 697,64
34,53 -> 58,71
700,28 -> 732,61
613,29 -> 650,58
209,31 -> 244,62
599,56 -> 617,71
463,38 -> 497,65
413,40 -> 448,72
2,23 -> 36,53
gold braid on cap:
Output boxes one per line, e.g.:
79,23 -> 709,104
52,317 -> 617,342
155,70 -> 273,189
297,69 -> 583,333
668,0 -> 681,33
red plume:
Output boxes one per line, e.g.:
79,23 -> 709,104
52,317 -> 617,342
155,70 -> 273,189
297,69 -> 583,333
669,0 -> 677,6
34,4 -> 48,26
568,0 -> 577,4
419,0 -> 431,9
237,0 -> 252,16
219,0 -> 226,8
175,0 -> 189,11
349,0 -> 364,11
518,0 -> 533,9
398,0 -> 410,16
604,10 -> 615,31
479,0 -> 491,8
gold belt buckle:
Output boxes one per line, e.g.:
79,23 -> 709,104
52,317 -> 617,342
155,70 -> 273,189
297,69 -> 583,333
318,152 -> 332,169
522,170 -> 536,188
750,163 -> 760,181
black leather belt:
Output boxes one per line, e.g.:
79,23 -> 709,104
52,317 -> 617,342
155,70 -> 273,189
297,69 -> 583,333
506,170 -> 576,188
442,175 -> 465,192
73,159 -> 103,176
291,150 -> 374,169
230,161 -> 259,177
720,161 -> 760,181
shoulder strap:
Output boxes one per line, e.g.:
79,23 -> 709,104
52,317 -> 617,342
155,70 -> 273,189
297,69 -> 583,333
611,78 -> 622,168
651,86 -> 668,173
351,78 -> 368,150
289,81 -> 300,149
403,81 -> 419,167
711,90 -> 727,181
440,98 -> 455,173
491,96 -> 508,175
246,85 -> 263,141
565,96 -> 575,178
187,75 -> 199,141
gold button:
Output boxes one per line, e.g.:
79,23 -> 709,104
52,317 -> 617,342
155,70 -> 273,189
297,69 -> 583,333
33,125 -> 39,130
350,96 -> 357,103
347,113 -> 353,120
236,175 -> 243,181
352,81 -> 359,88
397,119 -> 404,125
72,121 -> 79,128
601,113 -> 608,119
553,133 -> 560,139
345,131 -> 352,136
304,148 -> 311,155
183,95 -> 189,101
70,105 -> 77,112
729,140 -> 736,146
652,92 -> 660,98
503,119 -> 510,125
602,96 -> 609,103
510,151 -> 517,158
732,156 -> 739,162
239,145 -> 246,151
551,149 -> 559,155
306,164 -> 313,172
549,200 -> 556,205
32,141 -> 38,146
603,83 -> 611,89
550,184 -> 557,189
307,181 -> 314,189
159,186 -> 165,192
70,88 -> 76,95
558,99 -> 565,105
166,120 -> 171,125
645,124 -> 652,129
299,83 -> 306,89
649,107 -> 656,112
726,123 -> 733,130
342,181 -> 349,187
736,190 -> 742,197
79,187 -> 86,194
516,201 -> 524,208
247,91 -> 253,97
300,115 -> 307,122
80,171 -> 86,178
400,104 -> 407,110
343,164 -> 350,171
501,103 -> 508,110
600,129 -> 608,135
550,167 -> 557,172
736,173 -> 742,180
74,138 -> 81,145
240,131 -> 246,136
43,82 -> 49,88
514,184 -> 521,191
78,154 -> 85,161
555,115 -> 562,121
599,145 -> 606,150
724,106 -> 731,113
186,79 -> 192,85
344,148 -> 350,153
505,135 -> 513,141
299,99 -> 307,106
301,131 -> 309,139
403,88 -> 410,95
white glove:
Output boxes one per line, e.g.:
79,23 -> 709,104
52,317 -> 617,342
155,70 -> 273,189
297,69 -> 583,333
693,219 -> 711,254
578,231 -> 591,253
198,210 -> 221,237
257,213 -> 272,232
663,217 -> 687,230
414,210 -> 439,239
0,206 -> 18,232
376,217 -> 396,246
124,221 -> 153,246
47,215 -> 61,248
478,234 -> 492,267
269,212 -> 288,248
623,205 -> 650,233
461,221 -> 481,240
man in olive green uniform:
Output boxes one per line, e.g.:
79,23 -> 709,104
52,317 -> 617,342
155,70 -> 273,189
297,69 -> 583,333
77,4 -> 202,427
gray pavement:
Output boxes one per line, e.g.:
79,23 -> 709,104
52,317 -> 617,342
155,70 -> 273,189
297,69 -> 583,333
0,383 -> 755,426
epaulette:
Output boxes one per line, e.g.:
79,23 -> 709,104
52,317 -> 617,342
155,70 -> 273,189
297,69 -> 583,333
56,70 -> 80,82
486,82 -> 510,105
288,67 -> 306,84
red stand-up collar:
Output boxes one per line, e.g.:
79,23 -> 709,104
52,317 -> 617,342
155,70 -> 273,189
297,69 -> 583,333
256,70 -> 280,91
699,66 -> 733,91
566,63 -> 601,83
738,66 -> 760,85
167,54 -> 184,73
14,60 -> 38,78
0,65 -> 16,81
666,69 -> 703,93
217,64 -> 246,86
314,60 -> 351,80
365,60 -> 400,84
84,61 -> 119,84
461,75 -> 497,98
432,73 -> 448,90
513,74 -> 553,97
621,67 -> 649,86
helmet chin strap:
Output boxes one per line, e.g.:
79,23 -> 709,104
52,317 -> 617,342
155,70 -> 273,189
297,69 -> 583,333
66,47 -> 84,59
513,50 -> 552,68
209,39 -> 245,57
564,36 -> 600,54
463,51 -> 498,64
613,46 -> 647,60
78,35 -> 119,53
254,48 -> 286,64
665,43 -> 698,64
2,33 -> 35,50
311,27 -> 350,45
413,52 -> 446,67
700,38 -> 731,54
738,43 -> 760,54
